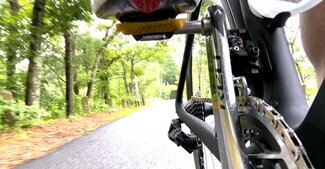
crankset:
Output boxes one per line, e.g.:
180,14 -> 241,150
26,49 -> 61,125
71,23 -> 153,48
240,96 -> 313,169
179,96 -> 313,169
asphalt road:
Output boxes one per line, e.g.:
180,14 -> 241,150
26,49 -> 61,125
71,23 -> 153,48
15,100 -> 196,169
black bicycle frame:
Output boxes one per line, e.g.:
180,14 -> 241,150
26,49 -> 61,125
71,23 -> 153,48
175,0 -> 310,167
238,0 -> 309,129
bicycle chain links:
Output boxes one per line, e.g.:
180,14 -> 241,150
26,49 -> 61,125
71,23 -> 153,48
186,96 -> 313,168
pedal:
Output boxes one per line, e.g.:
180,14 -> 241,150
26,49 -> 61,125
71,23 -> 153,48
168,119 -> 198,153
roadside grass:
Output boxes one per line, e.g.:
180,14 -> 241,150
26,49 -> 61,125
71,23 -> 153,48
79,106 -> 145,135
105,106 -> 145,122
0,106 -> 145,169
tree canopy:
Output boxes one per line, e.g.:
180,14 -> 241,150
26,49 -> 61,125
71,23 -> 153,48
0,0 -> 179,130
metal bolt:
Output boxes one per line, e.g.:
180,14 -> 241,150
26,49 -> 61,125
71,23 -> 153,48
234,46 -> 240,51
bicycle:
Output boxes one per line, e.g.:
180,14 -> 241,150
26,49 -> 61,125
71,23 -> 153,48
92,0 -> 324,168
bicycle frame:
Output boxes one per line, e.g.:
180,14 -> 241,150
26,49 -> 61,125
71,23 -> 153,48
91,0 -> 325,167
175,0 -> 309,168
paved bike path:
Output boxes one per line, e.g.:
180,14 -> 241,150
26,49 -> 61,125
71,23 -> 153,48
15,100 -> 195,169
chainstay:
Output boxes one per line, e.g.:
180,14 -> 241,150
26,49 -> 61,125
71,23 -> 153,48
187,96 -> 313,168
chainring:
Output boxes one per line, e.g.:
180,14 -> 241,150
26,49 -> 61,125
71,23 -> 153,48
239,96 -> 313,169
186,96 -> 314,169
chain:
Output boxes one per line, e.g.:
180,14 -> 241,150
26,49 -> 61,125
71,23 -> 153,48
246,96 -> 313,168
187,96 -> 313,168
184,98 -> 207,169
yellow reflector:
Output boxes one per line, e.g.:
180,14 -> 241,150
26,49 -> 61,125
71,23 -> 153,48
116,19 -> 187,35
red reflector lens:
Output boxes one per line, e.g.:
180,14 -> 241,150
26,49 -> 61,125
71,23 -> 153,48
132,0 -> 161,13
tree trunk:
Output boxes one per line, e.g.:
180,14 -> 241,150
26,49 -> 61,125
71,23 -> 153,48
104,93 -> 109,104
64,31 -> 74,117
129,59 -> 135,95
141,94 -> 146,105
8,0 -> 21,10
5,0 -> 21,97
122,99 -> 126,108
86,25 -> 116,98
99,74 -> 110,104
121,60 -> 129,95
86,50 -> 102,98
25,0 -> 46,107
6,50 -> 17,94
73,72 -> 79,95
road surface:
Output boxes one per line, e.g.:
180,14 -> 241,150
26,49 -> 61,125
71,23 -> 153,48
16,100 -> 197,169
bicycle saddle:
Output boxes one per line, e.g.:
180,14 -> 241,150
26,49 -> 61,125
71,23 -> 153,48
92,0 -> 200,22
248,0 -> 323,18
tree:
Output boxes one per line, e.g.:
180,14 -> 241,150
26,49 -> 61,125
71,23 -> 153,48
0,1 -> 32,98
73,31 -> 105,95
86,23 -> 118,98
121,42 -> 172,99
121,59 -> 130,95
161,55 -> 178,85
8,0 -> 22,10
5,0 -> 21,95
64,31 -> 74,115
25,0 -> 47,107
0,0 -> 180,128
45,0 -> 92,116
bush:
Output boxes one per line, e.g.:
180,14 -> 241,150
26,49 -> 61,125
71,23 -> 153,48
89,98 -> 111,113
40,89 -> 65,119
74,94 -> 83,115
161,85 -> 177,100
0,97 -> 49,130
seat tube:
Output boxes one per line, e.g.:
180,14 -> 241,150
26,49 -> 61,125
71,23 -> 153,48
206,5 -> 247,169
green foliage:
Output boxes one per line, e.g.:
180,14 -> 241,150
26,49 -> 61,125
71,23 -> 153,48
0,0 -> 318,135
74,32 -> 104,69
89,98 -> 111,113
285,25 -> 317,101
192,36 -> 211,97
294,54 -> 317,100
160,85 -> 178,99
161,55 -> 179,85
0,55 -> 7,89
0,97 -> 49,130
46,0 -> 92,35
7,70 -> 24,99
40,84 -> 66,119
73,94 -> 83,115
139,53 -> 179,100
40,41 -> 66,118
0,0 -> 179,131
0,0 -> 33,95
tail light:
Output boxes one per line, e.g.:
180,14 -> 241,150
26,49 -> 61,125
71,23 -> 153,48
92,0 -> 200,22
131,0 -> 164,13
